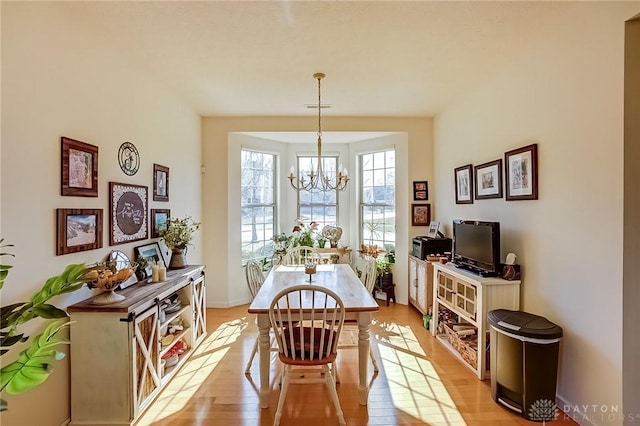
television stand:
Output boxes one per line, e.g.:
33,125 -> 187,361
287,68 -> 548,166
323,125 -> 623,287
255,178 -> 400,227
431,262 -> 520,379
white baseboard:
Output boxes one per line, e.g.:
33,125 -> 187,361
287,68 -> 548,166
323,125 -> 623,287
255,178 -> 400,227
556,393 -> 626,426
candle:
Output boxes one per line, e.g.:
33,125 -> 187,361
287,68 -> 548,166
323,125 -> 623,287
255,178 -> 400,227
151,264 -> 159,282
158,261 -> 167,281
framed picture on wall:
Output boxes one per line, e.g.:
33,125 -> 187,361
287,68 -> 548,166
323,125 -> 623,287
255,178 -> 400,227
109,182 -> 148,246
411,204 -> 431,226
505,143 -> 538,201
474,159 -> 503,200
61,137 -> 99,197
153,164 -> 169,202
413,181 -> 428,201
151,209 -> 170,238
56,208 -> 103,255
454,164 -> 474,204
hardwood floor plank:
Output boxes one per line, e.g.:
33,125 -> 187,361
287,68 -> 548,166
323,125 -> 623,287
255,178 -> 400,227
134,301 -> 577,425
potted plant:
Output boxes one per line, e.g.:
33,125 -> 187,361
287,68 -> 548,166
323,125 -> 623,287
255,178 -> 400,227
376,255 -> 393,290
0,239 -> 91,411
162,216 -> 201,269
135,255 -> 150,280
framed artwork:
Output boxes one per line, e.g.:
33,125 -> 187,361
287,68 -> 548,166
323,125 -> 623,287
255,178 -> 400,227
505,143 -> 538,201
153,164 -> 169,202
413,181 -> 428,201
151,209 -> 171,238
454,164 -> 474,204
135,242 -> 163,275
426,221 -> 440,238
61,137 -> 99,197
474,159 -> 503,200
411,204 -> 431,226
56,208 -> 103,255
109,182 -> 148,246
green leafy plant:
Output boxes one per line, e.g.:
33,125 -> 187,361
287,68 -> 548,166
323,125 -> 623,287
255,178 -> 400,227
0,239 -> 14,290
0,241 -> 89,411
162,216 -> 201,251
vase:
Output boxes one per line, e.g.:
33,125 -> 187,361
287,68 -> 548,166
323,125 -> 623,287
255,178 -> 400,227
169,248 -> 187,269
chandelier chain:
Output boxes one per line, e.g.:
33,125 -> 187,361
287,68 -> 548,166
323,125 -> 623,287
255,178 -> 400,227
288,73 -> 350,192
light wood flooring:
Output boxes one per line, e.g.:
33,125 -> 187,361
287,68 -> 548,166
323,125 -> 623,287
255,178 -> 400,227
136,301 -> 578,426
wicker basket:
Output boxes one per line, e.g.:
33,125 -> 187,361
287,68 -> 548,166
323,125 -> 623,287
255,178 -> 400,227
442,322 -> 479,369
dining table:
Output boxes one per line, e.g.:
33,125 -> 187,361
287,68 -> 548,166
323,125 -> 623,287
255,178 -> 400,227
248,263 -> 380,408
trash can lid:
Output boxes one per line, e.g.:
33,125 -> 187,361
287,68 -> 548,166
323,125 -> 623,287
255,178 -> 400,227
488,309 -> 563,339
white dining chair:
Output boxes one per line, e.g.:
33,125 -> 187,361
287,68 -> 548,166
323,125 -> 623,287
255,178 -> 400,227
244,261 -> 278,374
269,284 -> 346,426
282,245 -> 322,265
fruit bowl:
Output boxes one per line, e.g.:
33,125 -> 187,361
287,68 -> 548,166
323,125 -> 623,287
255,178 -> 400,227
84,262 -> 136,305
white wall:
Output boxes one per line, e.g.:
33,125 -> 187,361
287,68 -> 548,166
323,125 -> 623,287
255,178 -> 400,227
434,3 -> 640,424
1,3 -> 201,425
202,117 -> 433,308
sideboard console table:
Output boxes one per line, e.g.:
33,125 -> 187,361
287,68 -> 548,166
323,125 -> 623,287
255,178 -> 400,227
68,265 -> 206,426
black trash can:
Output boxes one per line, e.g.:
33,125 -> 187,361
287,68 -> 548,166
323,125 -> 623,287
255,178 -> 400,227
488,309 -> 563,422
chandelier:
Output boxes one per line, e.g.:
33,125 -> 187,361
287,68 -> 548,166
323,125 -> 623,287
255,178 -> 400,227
288,73 -> 350,192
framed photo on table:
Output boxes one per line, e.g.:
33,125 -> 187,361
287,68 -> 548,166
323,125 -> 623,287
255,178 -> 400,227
411,204 -> 431,226
135,242 -> 163,275
61,137 -> 98,197
153,164 -> 169,202
454,164 -> 474,204
505,143 -> 538,201
413,181 -> 428,201
56,208 -> 103,255
109,182 -> 148,246
474,159 -> 503,200
151,209 -> 170,238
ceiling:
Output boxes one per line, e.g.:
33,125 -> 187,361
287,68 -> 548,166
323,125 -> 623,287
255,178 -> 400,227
59,1 -> 577,118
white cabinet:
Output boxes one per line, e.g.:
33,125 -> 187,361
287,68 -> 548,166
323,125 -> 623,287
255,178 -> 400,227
408,255 -> 433,315
68,266 -> 206,426
431,263 -> 520,379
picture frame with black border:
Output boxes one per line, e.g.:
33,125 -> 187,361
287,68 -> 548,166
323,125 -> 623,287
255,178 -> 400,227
135,242 -> 163,275
411,204 -> 431,226
474,159 -> 503,200
151,208 -> 171,239
505,143 -> 538,201
153,163 -> 169,202
56,208 -> 103,255
454,164 -> 474,204
413,181 -> 428,201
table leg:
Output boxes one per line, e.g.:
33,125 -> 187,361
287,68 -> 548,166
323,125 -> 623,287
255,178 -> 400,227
357,311 -> 372,405
257,313 -> 271,408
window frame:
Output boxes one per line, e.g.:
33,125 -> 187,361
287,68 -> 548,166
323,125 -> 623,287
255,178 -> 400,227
295,155 -> 339,230
359,149 -> 396,251
240,149 -> 277,266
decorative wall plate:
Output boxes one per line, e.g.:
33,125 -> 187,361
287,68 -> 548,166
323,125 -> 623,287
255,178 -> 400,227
118,142 -> 140,176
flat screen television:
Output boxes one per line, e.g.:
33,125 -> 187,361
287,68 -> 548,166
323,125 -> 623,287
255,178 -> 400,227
452,220 -> 501,276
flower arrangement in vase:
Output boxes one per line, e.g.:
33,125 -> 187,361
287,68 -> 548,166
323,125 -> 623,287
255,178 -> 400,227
162,216 -> 201,269
291,219 -> 318,247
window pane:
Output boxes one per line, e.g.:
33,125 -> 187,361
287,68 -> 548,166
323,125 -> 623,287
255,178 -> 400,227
241,150 -> 277,264
359,150 -> 396,252
296,155 -> 339,232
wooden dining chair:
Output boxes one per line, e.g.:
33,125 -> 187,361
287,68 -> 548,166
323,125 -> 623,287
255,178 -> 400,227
269,285 -> 346,426
334,257 -> 379,382
244,261 -> 278,374
282,245 -> 322,265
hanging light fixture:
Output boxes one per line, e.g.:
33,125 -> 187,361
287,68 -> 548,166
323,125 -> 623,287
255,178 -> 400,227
288,73 -> 350,192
